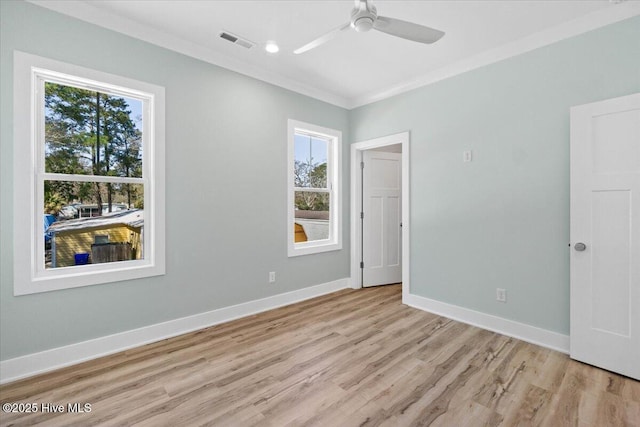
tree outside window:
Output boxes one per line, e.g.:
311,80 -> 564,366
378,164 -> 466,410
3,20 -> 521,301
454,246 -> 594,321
44,82 -> 143,217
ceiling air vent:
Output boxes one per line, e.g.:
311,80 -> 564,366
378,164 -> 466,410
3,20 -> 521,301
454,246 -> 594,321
219,31 -> 255,49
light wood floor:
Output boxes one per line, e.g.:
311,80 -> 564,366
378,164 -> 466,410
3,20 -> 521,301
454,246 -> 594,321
1,285 -> 638,426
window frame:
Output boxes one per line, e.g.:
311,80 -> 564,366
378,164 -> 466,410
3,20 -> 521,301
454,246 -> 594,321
13,51 -> 165,296
287,119 -> 342,257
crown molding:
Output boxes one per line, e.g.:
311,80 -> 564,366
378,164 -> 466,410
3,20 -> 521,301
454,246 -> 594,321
27,0 -> 640,111
26,0 -> 351,109
348,1 -> 640,108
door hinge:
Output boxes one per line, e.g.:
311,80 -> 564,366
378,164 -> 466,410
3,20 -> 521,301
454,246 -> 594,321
360,212 -> 364,219
360,161 -> 364,169
360,261 -> 364,269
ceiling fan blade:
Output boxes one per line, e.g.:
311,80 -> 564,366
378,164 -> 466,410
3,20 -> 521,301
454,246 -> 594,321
373,16 -> 444,44
293,22 -> 351,54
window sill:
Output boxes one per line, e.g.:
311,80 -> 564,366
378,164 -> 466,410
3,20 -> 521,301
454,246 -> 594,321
288,240 -> 342,257
14,260 -> 165,296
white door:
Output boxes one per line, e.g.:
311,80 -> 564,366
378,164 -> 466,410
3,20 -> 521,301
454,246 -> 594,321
362,151 -> 402,287
570,93 -> 640,380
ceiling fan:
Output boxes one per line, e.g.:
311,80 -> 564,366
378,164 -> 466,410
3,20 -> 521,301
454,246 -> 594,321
293,0 -> 445,54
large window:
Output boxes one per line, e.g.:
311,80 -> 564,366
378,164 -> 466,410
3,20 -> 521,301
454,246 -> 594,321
288,120 -> 341,256
13,52 -> 165,295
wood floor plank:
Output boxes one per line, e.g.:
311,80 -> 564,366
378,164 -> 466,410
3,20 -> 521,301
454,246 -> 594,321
1,284 -> 638,427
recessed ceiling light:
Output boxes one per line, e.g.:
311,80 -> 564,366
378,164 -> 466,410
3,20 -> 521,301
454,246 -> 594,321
265,41 -> 279,53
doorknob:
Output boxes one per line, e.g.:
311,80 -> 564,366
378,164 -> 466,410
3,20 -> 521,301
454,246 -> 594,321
574,242 -> 587,251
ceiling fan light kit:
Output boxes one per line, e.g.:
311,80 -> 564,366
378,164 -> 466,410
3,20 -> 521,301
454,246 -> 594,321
353,17 -> 374,32
294,0 -> 444,54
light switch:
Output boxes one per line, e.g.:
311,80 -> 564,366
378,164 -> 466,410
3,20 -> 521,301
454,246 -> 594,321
463,150 -> 473,162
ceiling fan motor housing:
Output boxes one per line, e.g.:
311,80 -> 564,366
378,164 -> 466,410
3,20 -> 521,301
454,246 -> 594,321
351,1 -> 377,32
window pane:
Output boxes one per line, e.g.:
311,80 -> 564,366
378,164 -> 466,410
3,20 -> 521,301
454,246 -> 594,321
294,191 -> 330,242
44,82 -> 143,178
44,181 -> 144,269
294,133 -> 328,189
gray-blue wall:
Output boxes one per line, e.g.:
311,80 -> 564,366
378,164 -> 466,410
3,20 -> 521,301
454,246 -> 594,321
2,0 -> 638,362
0,1 -> 350,360
350,16 -> 640,335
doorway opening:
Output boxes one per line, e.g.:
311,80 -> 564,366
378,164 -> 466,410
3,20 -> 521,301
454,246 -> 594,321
350,132 -> 410,303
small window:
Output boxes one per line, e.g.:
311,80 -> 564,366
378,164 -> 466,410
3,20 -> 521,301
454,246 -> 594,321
288,120 -> 342,256
13,52 -> 165,295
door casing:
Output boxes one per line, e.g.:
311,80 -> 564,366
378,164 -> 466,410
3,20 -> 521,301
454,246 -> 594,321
350,132 -> 410,303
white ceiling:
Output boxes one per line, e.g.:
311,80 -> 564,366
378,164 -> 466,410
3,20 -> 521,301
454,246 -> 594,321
31,0 -> 640,109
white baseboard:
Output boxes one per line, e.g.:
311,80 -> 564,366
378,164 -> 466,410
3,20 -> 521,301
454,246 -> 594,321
404,293 -> 569,354
0,278 -> 350,384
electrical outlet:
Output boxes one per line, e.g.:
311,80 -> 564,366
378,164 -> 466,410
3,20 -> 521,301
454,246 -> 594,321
496,288 -> 507,302
269,271 -> 276,283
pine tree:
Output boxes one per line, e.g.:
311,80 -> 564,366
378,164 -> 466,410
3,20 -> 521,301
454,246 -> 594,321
44,82 -> 142,215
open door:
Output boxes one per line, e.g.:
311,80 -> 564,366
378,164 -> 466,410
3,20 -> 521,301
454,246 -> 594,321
570,93 -> 640,380
362,150 -> 402,287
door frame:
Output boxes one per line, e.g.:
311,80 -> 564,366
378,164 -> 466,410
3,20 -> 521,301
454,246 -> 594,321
350,132 -> 410,303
